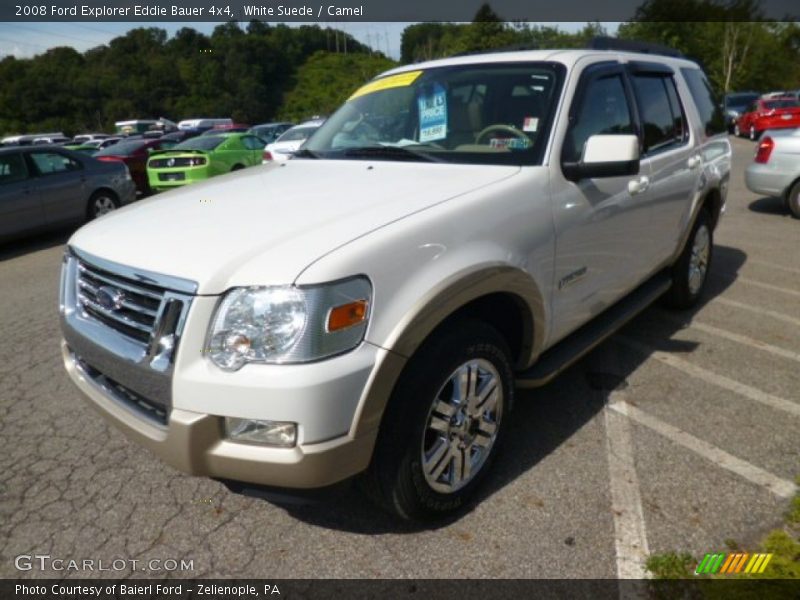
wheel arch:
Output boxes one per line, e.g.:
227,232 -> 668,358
351,265 -> 545,438
86,187 -> 119,218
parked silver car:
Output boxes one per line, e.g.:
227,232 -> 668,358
744,128 -> 800,218
0,146 -> 137,243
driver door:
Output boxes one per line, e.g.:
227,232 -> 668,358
548,63 -> 654,343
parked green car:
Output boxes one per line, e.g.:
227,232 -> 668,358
62,144 -> 99,155
146,132 -> 265,192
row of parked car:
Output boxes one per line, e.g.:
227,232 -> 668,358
0,118 -> 327,243
723,90 -> 800,140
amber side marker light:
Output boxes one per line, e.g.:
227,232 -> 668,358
327,300 -> 368,332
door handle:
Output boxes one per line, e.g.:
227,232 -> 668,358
628,175 -> 650,195
687,154 -> 702,169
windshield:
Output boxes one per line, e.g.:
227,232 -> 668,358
95,140 -> 145,156
305,62 -> 565,165
174,136 -> 226,151
277,126 -> 317,142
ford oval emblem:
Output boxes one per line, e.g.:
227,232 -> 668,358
96,286 -> 125,311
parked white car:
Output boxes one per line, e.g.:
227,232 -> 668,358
262,122 -> 322,162
745,128 -> 800,218
60,43 -> 730,521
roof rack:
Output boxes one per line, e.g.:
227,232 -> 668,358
587,37 -> 684,58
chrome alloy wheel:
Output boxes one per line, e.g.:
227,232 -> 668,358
421,358 -> 503,494
92,195 -> 116,217
688,224 -> 710,295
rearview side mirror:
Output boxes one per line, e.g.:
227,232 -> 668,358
562,134 -> 640,182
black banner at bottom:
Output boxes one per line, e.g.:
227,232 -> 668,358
2,579 -> 799,600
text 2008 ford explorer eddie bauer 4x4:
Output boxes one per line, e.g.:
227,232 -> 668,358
60,45 -> 730,520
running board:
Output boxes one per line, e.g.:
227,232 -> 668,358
515,271 -> 671,388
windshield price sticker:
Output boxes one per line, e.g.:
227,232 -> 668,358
418,84 -> 448,143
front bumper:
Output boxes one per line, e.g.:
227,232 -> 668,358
62,341 -> 379,488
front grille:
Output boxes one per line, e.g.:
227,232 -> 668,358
150,157 -> 204,168
76,260 -> 165,345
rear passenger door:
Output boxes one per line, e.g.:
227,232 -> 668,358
0,151 -> 44,240
628,63 -> 700,264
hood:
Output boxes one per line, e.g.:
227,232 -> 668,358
69,159 -> 520,294
267,141 -> 304,154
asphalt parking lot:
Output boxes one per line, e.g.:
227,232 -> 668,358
1,136 -> 798,580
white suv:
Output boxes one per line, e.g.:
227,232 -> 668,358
60,44 -> 730,520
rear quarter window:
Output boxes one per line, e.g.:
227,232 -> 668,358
680,68 -> 726,137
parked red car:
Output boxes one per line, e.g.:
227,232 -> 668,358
734,96 -> 800,140
94,138 -> 176,194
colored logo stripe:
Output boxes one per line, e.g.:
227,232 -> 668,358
696,553 -> 773,575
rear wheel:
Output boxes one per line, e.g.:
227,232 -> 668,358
363,320 -> 513,521
231,164 -> 245,171
787,180 -> 800,219
749,125 -> 759,141
87,191 -> 119,220
733,123 -> 741,137
664,209 -> 712,309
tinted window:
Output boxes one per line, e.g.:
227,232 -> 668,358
29,152 -> 81,174
680,68 -> 725,136
563,74 -> 633,163
174,136 -> 226,151
0,153 -> 28,184
95,140 -> 145,156
632,74 -> 687,153
764,99 -> 799,110
241,136 -> 263,150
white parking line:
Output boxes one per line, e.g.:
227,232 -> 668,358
615,336 -> 800,418
687,321 -> 800,363
746,258 -> 800,276
605,394 -> 651,580
714,297 -> 800,329
609,401 -> 798,499
736,277 -> 800,298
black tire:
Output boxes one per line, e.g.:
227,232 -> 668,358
733,123 -> 741,137
749,125 -> 759,141
231,164 -> 245,171
664,209 -> 713,309
786,180 -> 800,219
87,190 -> 119,221
363,320 -> 513,521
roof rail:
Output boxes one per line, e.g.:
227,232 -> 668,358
452,42 -> 539,58
587,36 -> 684,58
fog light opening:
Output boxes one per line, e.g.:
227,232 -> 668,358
224,418 -> 297,447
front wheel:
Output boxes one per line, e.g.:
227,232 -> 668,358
733,123 -> 741,137
664,209 -> 713,309
363,320 -> 513,521
749,125 -> 759,141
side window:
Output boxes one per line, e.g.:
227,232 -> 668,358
680,68 -> 726,136
30,152 -> 81,175
242,136 -> 262,150
563,74 -> 633,163
632,74 -> 688,154
0,153 -> 29,184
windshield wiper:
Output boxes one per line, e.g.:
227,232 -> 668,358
340,145 -> 441,163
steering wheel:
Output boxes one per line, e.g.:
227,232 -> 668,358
475,124 -> 530,145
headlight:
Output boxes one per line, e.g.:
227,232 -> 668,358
206,277 -> 371,371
